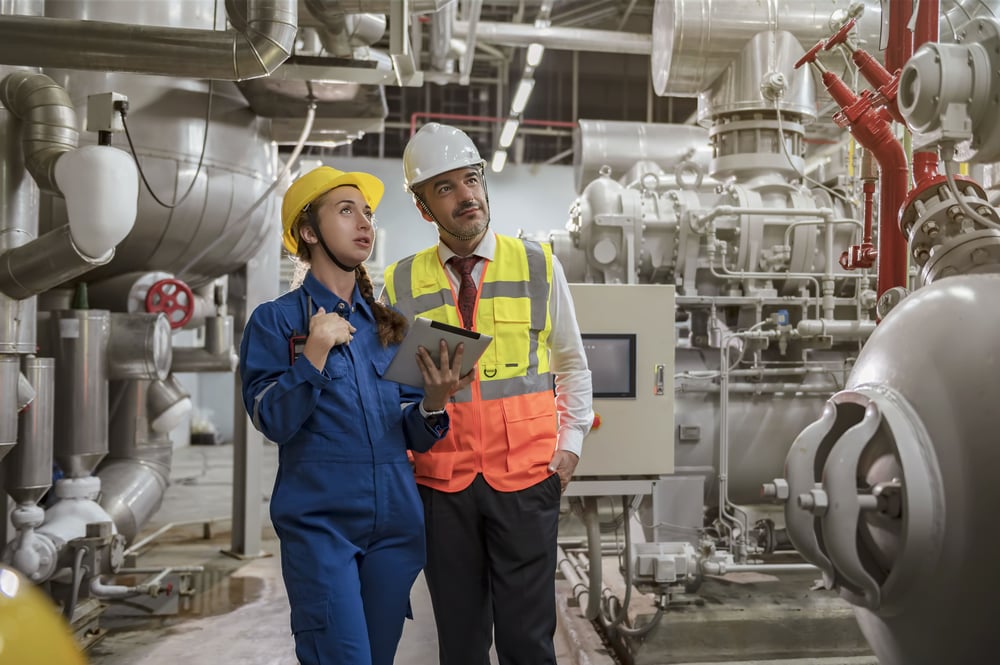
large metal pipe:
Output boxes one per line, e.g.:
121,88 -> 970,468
99,380 -> 174,544
108,313 -> 172,381
455,20 -> 651,55
651,0 -> 883,96
43,310 -> 110,478
0,225 -> 112,300
0,0 -> 297,81
6,357 -> 55,505
0,71 -> 76,195
0,355 -> 20,461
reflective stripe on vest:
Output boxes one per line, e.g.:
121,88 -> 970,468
383,236 -> 558,492
384,236 -> 554,394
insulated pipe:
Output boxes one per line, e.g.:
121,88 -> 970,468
6,357 -> 55,505
0,71 -> 77,194
0,225 -> 112,300
0,0 -> 297,81
455,20 -> 651,55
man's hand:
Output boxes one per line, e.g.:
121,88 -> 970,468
417,339 -> 475,411
548,450 -> 579,493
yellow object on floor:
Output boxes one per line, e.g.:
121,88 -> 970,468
0,565 -> 87,665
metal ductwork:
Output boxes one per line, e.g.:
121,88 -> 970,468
455,20 -> 651,55
0,71 -> 76,195
650,0 -> 883,96
304,0 -> 386,57
0,0 -> 297,81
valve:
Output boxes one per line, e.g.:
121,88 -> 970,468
145,278 -> 195,329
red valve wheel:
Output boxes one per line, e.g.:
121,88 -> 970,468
145,278 -> 195,329
795,39 -> 827,69
824,18 -> 857,51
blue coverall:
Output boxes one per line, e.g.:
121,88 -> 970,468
239,271 -> 448,665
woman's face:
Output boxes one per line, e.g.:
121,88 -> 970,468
308,185 -> 375,263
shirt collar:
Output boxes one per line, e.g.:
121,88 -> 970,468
437,230 -> 496,265
301,270 -> 374,320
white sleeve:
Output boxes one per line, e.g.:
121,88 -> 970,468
548,255 -> 594,458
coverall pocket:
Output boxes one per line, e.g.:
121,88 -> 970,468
290,598 -> 328,634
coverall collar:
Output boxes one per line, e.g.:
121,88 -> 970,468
301,270 -> 374,321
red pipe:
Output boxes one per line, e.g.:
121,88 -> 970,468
884,0 -> 914,73
911,0 -> 940,185
410,112 -> 576,136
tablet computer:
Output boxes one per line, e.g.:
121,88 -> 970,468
384,317 -> 493,388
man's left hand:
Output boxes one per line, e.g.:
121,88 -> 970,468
548,450 -> 579,493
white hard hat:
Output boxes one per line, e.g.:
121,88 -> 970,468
402,122 -> 485,191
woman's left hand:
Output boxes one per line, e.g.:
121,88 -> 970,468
417,340 -> 475,410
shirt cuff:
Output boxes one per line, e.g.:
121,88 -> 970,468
557,429 -> 584,458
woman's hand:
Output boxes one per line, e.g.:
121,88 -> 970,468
417,340 -> 475,410
303,307 -> 356,371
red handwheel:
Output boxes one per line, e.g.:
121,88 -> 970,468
145,278 -> 195,329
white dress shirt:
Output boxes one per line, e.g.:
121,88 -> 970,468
436,231 -> 594,458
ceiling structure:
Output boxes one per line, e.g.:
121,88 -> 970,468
304,0 -> 697,167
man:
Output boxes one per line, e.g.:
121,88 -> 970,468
382,122 -> 594,665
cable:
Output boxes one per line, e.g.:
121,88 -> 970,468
774,101 -> 856,206
941,151 -> 1000,231
119,81 -> 214,209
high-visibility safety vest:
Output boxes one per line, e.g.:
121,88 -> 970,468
383,235 -> 558,492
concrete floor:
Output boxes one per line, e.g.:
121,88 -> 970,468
85,442 -> 613,665
82,443 -> 880,665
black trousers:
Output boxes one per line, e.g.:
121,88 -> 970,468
419,473 -> 562,665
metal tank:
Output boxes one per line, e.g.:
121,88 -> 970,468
650,0 -> 882,97
775,274 -> 1000,664
40,0 -> 278,289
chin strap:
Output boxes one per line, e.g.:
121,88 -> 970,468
309,217 -> 361,272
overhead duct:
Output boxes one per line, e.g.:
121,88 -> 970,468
455,20 -> 651,55
304,0 -> 386,57
650,0 -> 883,96
0,0 -> 297,81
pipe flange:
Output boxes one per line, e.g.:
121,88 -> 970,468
919,229 -> 1000,286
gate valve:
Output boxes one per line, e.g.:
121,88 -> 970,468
145,278 -> 195,329
794,38 -> 828,71
840,243 -> 877,271
823,18 -> 904,123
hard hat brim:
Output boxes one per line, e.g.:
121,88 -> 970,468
282,168 -> 385,255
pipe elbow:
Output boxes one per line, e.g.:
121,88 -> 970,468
231,2 -> 297,79
54,145 -> 138,260
0,71 -> 78,193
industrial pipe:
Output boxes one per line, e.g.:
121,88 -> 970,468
456,20 -> 651,55
0,0 -> 297,81
0,72 -> 76,194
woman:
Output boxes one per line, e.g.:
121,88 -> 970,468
239,166 -> 469,665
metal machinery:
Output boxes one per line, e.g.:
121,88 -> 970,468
552,1 -> 1000,662
0,0 -> 450,646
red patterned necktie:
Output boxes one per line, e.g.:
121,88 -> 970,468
448,255 -> 480,330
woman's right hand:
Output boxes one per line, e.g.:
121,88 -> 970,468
303,307 -> 356,370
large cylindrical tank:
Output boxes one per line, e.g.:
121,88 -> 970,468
675,347 -> 836,506
782,274 -> 1000,664
39,0 -> 277,288
572,121 -> 711,194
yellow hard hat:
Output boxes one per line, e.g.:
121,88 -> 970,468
0,566 -> 88,665
281,166 -> 385,254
